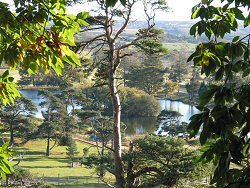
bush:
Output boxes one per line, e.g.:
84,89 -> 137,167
58,134 -> 74,146
84,87 -> 161,117
121,87 -> 161,117
11,166 -> 33,181
123,135 -> 212,187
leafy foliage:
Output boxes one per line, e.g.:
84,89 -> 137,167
188,0 -> 250,187
0,96 -> 37,145
124,135 -> 202,187
0,70 -> 20,105
126,59 -> 166,95
185,67 -> 201,102
157,110 -> 188,136
121,87 -> 161,117
0,142 -> 14,180
160,80 -> 179,96
0,0 -> 89,181
83,87 -> 161,117
37,90 -> 66,156
66,139 -> 79,168
0,0 -> 88,104
81,116 -> 114,178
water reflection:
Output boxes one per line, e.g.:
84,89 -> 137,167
19,89 -> 199,136
123,117 -> 157,137
124,100 -> 200,136
158,99 -> 199,122
19,89 -> 80,118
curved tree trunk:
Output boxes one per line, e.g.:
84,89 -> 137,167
109,63 -> 125,188
105,10 -> 125,185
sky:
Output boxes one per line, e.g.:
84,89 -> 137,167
66,0 -> 201,21
3,0 -> 202,21
2,0 -> 225,21
163,0 -> 201,20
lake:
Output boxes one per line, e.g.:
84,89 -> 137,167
124,100 -> 199,136
20,89 -> 199,136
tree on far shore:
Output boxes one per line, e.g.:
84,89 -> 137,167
0,96 -> 37,145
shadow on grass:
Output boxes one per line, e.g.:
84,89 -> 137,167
24,151 -> 46,155
53,184 -> 109,188
21,156 -> 70,165
35,176 -> 103,185
48,157 -> 69,163
21,165 -> 67,169
17,157 -> 43,161
14,150 -> 46,156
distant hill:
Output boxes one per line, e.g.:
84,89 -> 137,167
115,20 -> 250,43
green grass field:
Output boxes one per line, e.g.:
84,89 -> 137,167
13,139 -> 111,187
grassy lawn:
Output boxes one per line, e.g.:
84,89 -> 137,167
13,139 -> 113,187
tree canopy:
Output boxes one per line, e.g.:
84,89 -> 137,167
0,96 -> 37,145
0,0 -> 88,105
188,0 -> 250,187
0,0 -> 89,177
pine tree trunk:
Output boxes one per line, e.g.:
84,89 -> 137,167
46,133 -> 50,156
10,124 -> 14,146
46,107 -> 51,156
105,12 -> 125,186
109,65 -> 125,188
127,141 -> 135,188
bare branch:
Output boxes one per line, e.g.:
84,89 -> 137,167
116,27 -> 154,51
74,137 -> 114,152
80,26 -> 105,32
133,166 -> 164,179
113,0 -> 136,41
119,53 -> 133,59
79,34 -> 105,47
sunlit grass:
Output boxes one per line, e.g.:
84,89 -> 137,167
13,139 -> 113,187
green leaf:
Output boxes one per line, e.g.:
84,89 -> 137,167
232,36 -> 240,42
200,118 -> 213,145
215,66 -> 224,81
243,144 -> 250,155
105,0 -> 118,7
2,70 -> 9,79
77,19 -> 90,26
8,77 -> 14,82
190,23 -> 198,36
199,85 -> 218,106
192,7 -> 201,19
233,45 -> 244,57
187,51 -> 196,62
77,12 -> 89,20
120,0 -> 126,6
234,11 -> 245,20
215,44 -> 226,55
188,113 -> 203,138
242,68 -> 250,77
244,13 -> 250,27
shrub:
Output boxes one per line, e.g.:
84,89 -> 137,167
84,86 -> 161,117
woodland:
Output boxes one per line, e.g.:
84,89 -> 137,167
0,0 -> 249,188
